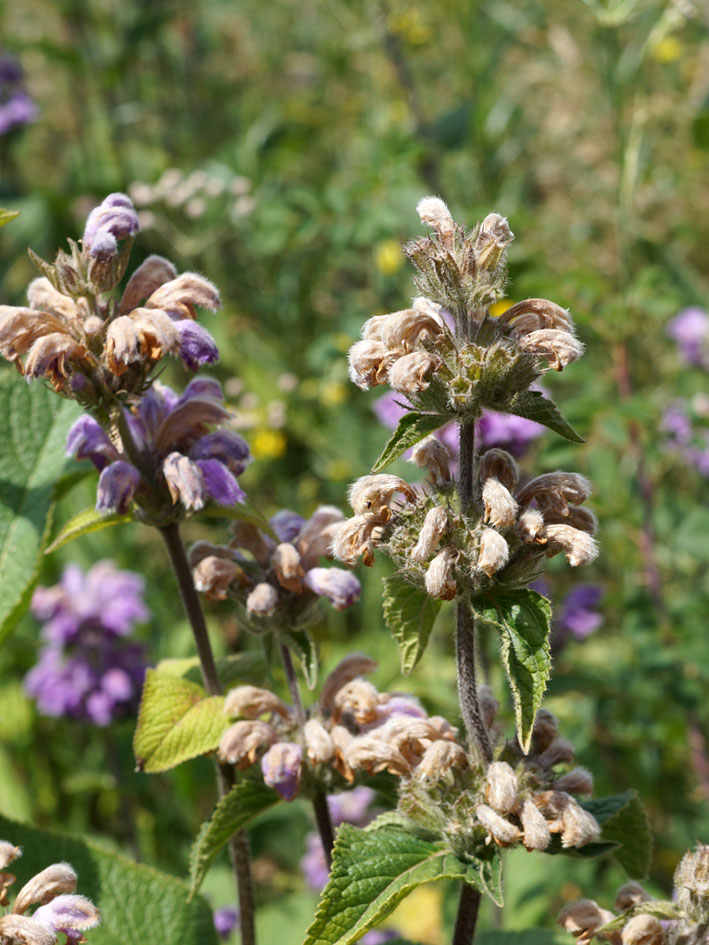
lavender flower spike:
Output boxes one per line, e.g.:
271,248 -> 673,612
261,742 -> 302,800
304,568 -> 361,610
96,460 -> 141,513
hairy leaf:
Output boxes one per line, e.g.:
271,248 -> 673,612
583,790 -> 652,878
133,670 -> 228,773
189,779 -> 281,899
371,411 -> 449,473
475,590 -> 552,753
382,575 -> 442,675
45,506 -> 132,554
0,373 -> 80,645
0,813 -> 219,945
303,826 -> 493,945
0,208 -> 20,227
505,389 -> 584,443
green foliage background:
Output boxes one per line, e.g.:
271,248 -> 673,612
0,0 -> 708,941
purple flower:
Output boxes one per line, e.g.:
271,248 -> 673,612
32,894 -> 100,938
66,415 -> 118,470
270,509 -> 306,543
667,307 -> 709,369
25,562 -> 148,725
96,460 -> 141,513
176,320 -> 219,371
190,430 -> 251,476
303,568 -> 361,610
557,584 -> 603,639
661,398 -> 709,476
213,907 -> 239,940
0,55 -> 23,85
196,458 -> 246,506
82,193 -> 140,257
0,91 -> 37,134
261,742 -> 302,800
360,932 -> 399,945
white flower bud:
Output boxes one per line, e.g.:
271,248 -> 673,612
0,915 -> 55,945
476,213 -> 514,269
476,528 -> 509,577
500,298 -> 574,334
545,524 -> 599,567
218,720 -> 278,767
348,339 -> 396,389
330,515 -> 383,567
560,798 -> 601,848
343,735 -> 412,777
387,350 -> 442,393
425,546 -> 457,600
483,478 -> 518,529
348,474 -> 416,518
304,719 -> 335,764
193,555 -> 244,600
486,761 -> 519,814
621,915 -> 664,945
246,583 -> 279,617
376,308 -> 443,352
415,740 -> 468,780
518,508 -> 547,544
409,437 -> 451,486
476,804 -> 521,846
416,196 -> 455,245
521,798 -> 552,851
411,506 -> 448,563
333,679 -> 381,725
270,543 -> 304,593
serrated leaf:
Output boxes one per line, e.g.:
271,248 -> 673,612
372,412 -> 449,473
133,670 -> 229,773
382,575 -> 442,675
45,506 -> 132,553
0,813 -> 219,945
0,373 -> 80,645
505,389 -> 584,443
0,208 -> 20,227
157,651 -> 267,687
475,590 -> 552,753
303,826 -> 490,945
284,630 -> 319,689
189,778 -> 281,899
583,790 -> 652,878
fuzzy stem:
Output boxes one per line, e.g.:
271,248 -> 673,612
278,640 -> 335,864
159,523 -> 256,945
453,883 -> 482,945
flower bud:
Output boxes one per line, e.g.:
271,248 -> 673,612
343,735 -> 411,778
145,272 -> 220,319
218,720 -> 278,767
621,916 -> 664,945
271,543 -> 304,593
545,524 -> 599,567
348,474 -> 416,518
545,506 -> 598,535
475,212 -> 514,270
176,320 -> 220,371
415,740 -> 467,780
425,546 -> 457,600
230,522 -> 275,567
411,506 -> 448,563
476,804 -> 521,846
388,350 -> 442,393
554,767 -> 593,796
476,528 -> 509,578
376,308 -> 444,352
24,333 -> 89,389
261,742 -> 302,801
516,329 -> 584,371
12,863 -> 77,914
304,719 -> 335,764
296,505 -> 345,561
417,196 -> 455,246
614,884 -> 651,913
479,685 -> 500,731
517,472 -> 592,514
558,900 -> 611,943
104,308 -> 181,375
96,461 -> 140,514
409,437 -> 451,486
304,568 -> 360,610
223,685 -> 290,720
521,798 -> 551,851
674,844 -> 709,921
193,556 -> 244,600
163,452 -> 206,510
319,653 -> 378,710
560,798 -> 601,848
518,508 -> 546,544
270,509 -> 306,544
246,583 -> 279,617
26,278 -> 78,320
486,761 -> 519,815
483,479 -> 518,529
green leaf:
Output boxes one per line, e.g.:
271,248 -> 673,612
45,506 -> 132,554
133,670 -> 229,773
382,575 -> 442,675
284,630 -> 319,689
303,826 -> 492,945
157,651 -> 267,688
0,208 -> 20,227
475,590 -> 552,753
478,932 -> 571,945
583,790 -> 652,878
0,813 -> 219,945
189,779 -> 281,899
505,389 -> 584,443
371,411 -> 449,473
0,372 -> 80,645
597,901 -> 679,933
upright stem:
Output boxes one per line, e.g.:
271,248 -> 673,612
159,523 -> 256,945
452,883 -> 482,945
278,641 -> 335,865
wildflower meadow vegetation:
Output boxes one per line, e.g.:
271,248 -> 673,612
0,2 -> 707,945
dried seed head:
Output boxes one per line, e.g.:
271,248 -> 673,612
516,328 -> 584,371
558,900 -> 611,943
334,679 -> 380,725
119,255 -> 177,314
411,505 -> 448,563
409,436 -> 451,486
537,737 -> 575,769
554,767 -> 594,796
330,515 -> 382,567
246,582 -> 279,617
271,543 -> 304,593
319,653 -> 378,710
518,508 -> 547,544
218,720 -> 278,767
486,761 -> 519,815
480,449 -> 519,490
304,719 -> 335,764
12,863 -> 77,914
348,339 -> 397,389
0,842 -> 21,870
545,524 -> 599,567
479,685 -> 500,731
388,350 -> 442,393
476,804 -> 521,846
521,798 -> 552,851
415,740 -> 468,780
193,555 -> 244,600
531,709 -> 559,755
483,479 -> 518,529
223,685 -> 290,720
425,546 -> 458,600
476,528 -> 510,578
416,196 -> 455,245
615,884 -> 651,913
621,916 -> 664,945
560,798 -> 601,848
0,914 -> 56,945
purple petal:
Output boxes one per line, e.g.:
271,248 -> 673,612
178,376 -> 223,403
83,193 -> 139,252
96,461 -> 140,513
213,907 -> 240,940
667,307 -> 709,368
176,320 -> 220,370
304,568 -> 360,610
261,743 -> 302,800
270,510 -> 306,543
196,459 -> 246,506
191,431 -> 250,475
66,415 -> 118,470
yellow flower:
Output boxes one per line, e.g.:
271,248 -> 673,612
387,884 -> 443,944
251,429 -> 286,459
489,298 -> 514,318
651,36 -> 682,63
375,240 -> 404,275
321,381 -> 347,406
